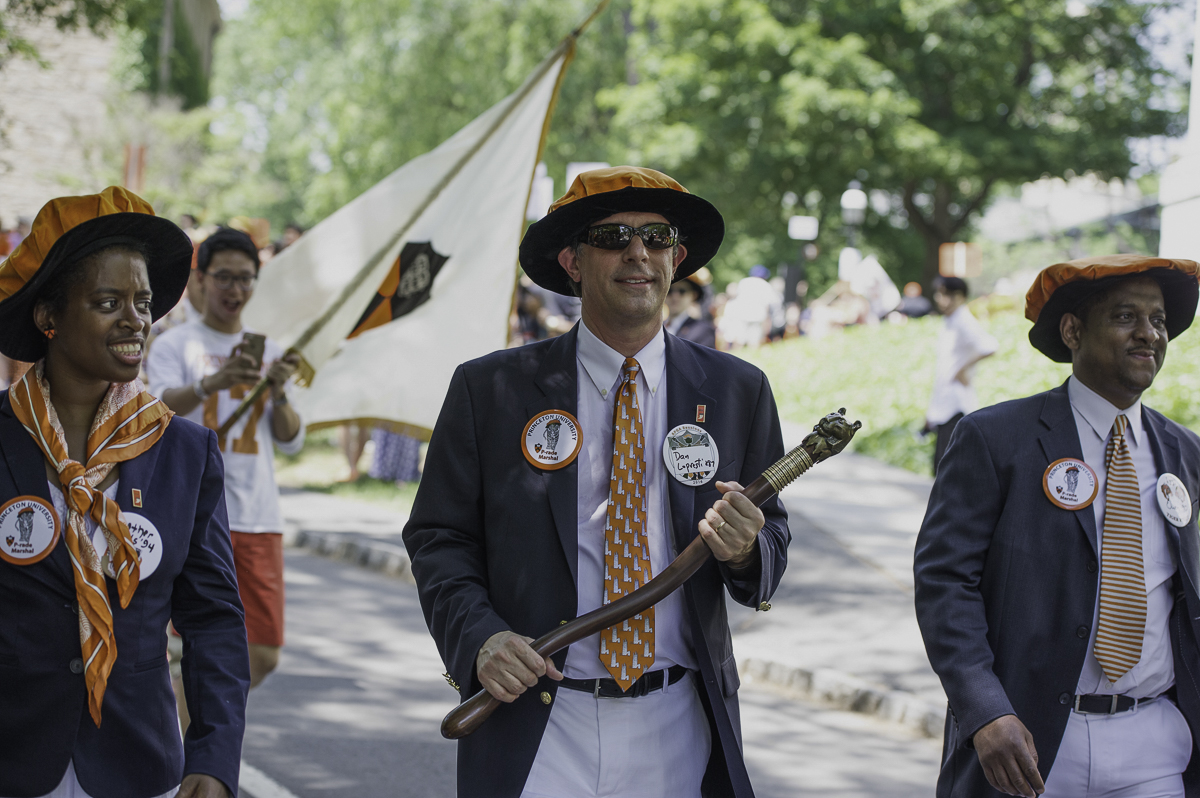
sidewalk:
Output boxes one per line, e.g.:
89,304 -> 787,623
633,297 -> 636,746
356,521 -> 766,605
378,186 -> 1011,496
730,422 -> 944,735
277,423 -> 948,736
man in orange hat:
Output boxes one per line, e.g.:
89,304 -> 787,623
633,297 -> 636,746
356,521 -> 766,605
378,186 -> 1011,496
404,167 -> 790,797
915,255 -> 1200,798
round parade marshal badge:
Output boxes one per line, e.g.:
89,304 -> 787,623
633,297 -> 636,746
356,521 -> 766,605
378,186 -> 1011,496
0,496 -> 60,565
523,410 -> 582,471
663,423 -> 720,487
1043,458 -> 1099,510
1157,473 -> 1192,528
93,512 -> 164,579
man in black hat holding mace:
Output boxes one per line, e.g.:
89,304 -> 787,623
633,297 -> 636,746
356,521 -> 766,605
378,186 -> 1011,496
404,166 -> 791,797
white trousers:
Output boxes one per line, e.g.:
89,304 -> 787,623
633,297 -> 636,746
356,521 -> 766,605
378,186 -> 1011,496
1043,698 -> 1193,798
520,672 -> 712,798
2,762 -> 179,798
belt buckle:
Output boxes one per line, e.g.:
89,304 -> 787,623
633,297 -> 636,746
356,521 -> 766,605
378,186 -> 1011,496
593,679 -> 601,699
1073,694 -> 1121,715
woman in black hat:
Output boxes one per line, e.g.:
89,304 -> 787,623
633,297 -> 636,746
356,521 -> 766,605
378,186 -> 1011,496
0,187 -> 248,798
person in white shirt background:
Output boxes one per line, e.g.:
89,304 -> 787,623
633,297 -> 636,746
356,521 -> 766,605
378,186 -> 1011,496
147,227 -> 303,721
926,275 -> 998,473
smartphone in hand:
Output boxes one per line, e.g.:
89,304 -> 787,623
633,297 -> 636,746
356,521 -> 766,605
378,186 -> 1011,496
233,332 -> 266,370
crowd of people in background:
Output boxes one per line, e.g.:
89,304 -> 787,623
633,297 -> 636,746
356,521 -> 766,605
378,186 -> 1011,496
510,254 -> 946,352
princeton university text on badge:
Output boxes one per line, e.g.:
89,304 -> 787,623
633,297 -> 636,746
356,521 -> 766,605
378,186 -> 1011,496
523,410 -> 582,471
0,496 -> 61,565
1157,473 -> 1192,527
663,423 -> 719,486
1043,458 -> 1099,510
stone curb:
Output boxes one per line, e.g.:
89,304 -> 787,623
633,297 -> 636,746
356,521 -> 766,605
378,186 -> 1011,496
289,530 -> 416,585
739,658 -> 945,738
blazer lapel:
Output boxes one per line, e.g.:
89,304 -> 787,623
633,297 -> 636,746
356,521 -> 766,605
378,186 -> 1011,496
0,393 -> 73,586
1142,409 -> 1200,596
114,436 -> 162,515
1036,381 -> 1098,554
527,326 -> 580,586
663,335 -> 718,555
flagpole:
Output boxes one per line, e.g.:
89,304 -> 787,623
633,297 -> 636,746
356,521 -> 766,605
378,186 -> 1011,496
217,0 -> 611,438
505,0 -> 609,344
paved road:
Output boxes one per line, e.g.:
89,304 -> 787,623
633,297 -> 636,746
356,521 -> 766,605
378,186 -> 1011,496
241,549 -> 940,797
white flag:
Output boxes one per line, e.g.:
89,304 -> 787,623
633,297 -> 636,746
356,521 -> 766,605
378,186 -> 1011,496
243,44 -> 572,437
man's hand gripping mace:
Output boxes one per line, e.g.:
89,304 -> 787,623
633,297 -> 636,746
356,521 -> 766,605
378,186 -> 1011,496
440,408 -> 862,740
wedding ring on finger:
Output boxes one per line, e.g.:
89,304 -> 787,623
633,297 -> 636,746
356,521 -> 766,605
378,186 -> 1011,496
712,518 -> 727,533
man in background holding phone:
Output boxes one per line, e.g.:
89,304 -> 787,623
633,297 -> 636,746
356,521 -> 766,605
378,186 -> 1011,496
148,227 -> 304,712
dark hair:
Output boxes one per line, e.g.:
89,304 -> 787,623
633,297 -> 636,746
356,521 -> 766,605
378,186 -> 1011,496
933,276 -> 969,298
197,227 -> 260,273
36,241 -> 151,314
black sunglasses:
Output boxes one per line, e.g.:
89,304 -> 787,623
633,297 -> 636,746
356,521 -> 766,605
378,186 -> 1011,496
581,223 -> 680,251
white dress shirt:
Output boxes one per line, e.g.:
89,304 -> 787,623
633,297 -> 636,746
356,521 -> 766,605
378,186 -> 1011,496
1069,376 -> 1175,699
926,305 -> 998,426
564,321 -> 698,679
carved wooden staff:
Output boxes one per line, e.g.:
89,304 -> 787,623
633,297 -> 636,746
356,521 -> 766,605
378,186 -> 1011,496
440,408 -> 862,740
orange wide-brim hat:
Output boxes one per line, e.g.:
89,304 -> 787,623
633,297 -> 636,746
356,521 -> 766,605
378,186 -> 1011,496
1025,254 -> 1200,362
518,166 -> 724,296
0,186 -> 192,361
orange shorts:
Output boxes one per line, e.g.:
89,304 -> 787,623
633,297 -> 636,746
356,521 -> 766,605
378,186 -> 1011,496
231,531 -> 285,647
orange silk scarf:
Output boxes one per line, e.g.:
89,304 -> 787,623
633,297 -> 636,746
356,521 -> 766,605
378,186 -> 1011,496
10,362 -> 172,726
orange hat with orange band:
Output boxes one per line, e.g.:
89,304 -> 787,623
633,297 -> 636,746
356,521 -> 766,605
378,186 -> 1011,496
0,187 -> 192,361
519,166 -> 724,296
1025,254 -> 1200,362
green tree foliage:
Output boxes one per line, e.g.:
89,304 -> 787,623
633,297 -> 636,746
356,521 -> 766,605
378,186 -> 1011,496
605,0 -> 1184,289
122,0 -> 212,108
0,0 -> 126,64
203,0 -> 628,229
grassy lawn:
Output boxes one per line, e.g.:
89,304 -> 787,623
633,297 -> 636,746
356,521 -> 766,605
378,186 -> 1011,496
741,307 -> 1200,476
275,427 -> 421,513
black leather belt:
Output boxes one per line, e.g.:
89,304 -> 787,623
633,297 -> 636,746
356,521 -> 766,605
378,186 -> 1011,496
1073,693 -> 1159,715
558,665 -> 690,698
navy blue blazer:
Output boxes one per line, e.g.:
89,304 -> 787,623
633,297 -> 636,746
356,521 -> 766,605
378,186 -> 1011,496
0,392 -> 250,798
915,381 -> 1200,797
403,326 -> 790,798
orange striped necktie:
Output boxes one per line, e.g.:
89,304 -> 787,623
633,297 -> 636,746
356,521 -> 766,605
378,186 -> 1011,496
1093,414 -> 1146,683
600,357 -> 655,690
9,362 -> 173,726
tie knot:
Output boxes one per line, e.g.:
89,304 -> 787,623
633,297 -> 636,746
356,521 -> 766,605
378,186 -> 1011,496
623,358 -> 640,380
60,461 -> 86,486
1113,414 -> 1129,437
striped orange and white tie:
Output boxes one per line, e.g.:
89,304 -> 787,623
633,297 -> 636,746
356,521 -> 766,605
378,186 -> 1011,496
1093,414 -> 1146,683
600,357 -> 655,690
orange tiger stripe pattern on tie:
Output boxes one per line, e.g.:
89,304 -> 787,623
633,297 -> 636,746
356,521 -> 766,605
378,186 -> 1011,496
600,357 -> 655,691
1093,413 -> 1147,683
9,362 -> 173,725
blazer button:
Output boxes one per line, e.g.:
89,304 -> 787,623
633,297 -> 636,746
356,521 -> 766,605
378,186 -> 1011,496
1087,560 -> 1098,573
1059,692 -> 1071,705
540,691 -> 552,705
69,658 -> 84,674
1076,626 -> 1089,639
758,602 -> 772,612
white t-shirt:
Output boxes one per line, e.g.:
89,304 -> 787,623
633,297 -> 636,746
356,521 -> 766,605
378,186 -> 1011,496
926,304 -> 998,426
146,319 -> 304,533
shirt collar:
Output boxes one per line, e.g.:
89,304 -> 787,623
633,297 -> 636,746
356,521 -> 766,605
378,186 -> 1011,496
1068,374 -> 1144,446
577,319 -> 666,397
